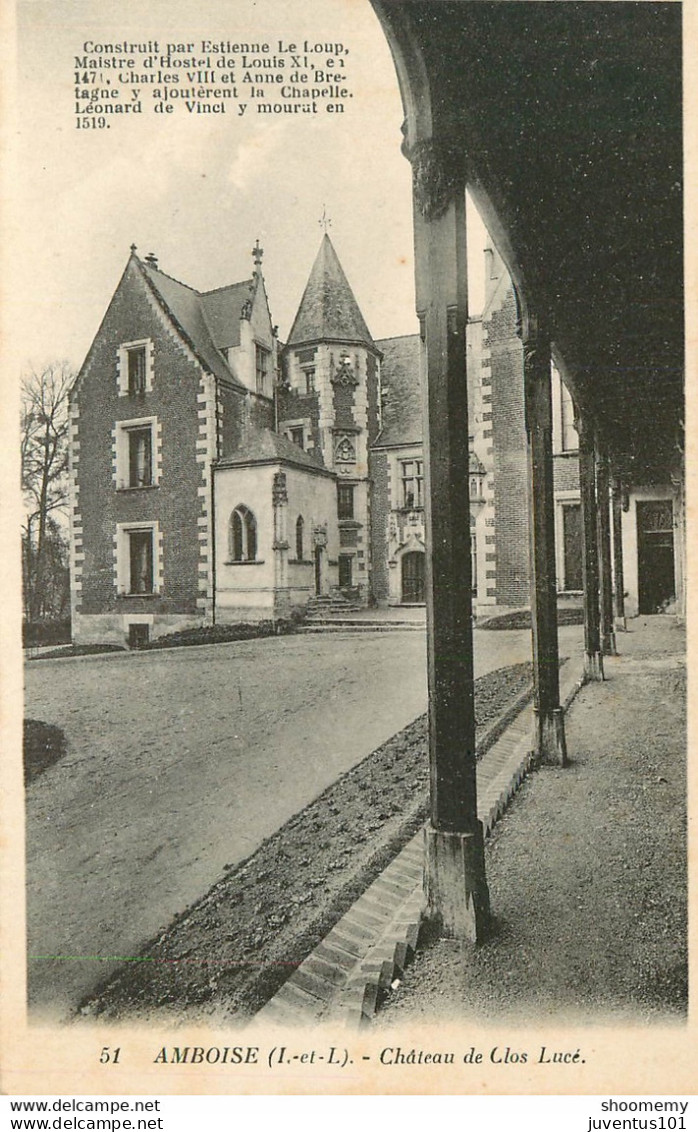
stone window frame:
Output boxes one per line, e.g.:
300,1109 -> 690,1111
114,416 -> 161,491
117,339 -> 154,397
284,418 -> 313,451
337,482 -> 355,520
400,457 -> 424,509
255,342 -> 271,397
554,490 -> 583,593
115,520 -> 162,596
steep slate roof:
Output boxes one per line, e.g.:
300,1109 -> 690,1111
216,428 -> 333,476
200,281 -> 254,350
286,235 -> 375,350
137,257 -> 252,389
373,334 -> 423,448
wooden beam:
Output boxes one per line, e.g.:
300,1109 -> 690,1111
416,176 -> 489,941
577,415 -> 604,680
596,446 -> 617,655
523,319 -> 567,764
611,474 -> 627,630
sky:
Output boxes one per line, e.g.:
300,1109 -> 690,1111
10,0 -> 488,373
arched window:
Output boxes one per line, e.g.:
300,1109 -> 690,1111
296,515 -> 304,561
229,505 -> 257,562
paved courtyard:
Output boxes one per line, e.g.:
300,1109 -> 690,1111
24,625 -> 582,1016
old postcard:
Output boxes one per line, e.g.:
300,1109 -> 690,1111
0,0 -> 693,1101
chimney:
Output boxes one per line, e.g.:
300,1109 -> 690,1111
144,252 -> 158,269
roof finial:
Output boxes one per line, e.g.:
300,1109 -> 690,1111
130,243 -> 138,254
252,238 -> 264,273
319,206 -> 332,235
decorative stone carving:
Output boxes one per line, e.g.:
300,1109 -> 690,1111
407,137 -> 467,221
331,356 -> 358,386
272,471 -> 288,505
334,435 -> 356,464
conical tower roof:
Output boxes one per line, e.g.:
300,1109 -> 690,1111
286,234 -> 374,350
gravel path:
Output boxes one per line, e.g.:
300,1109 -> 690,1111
378,619 -> 687,1025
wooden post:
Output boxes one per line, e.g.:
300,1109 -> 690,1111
415,176 -> 489,942
577,414 -> 604,680
596,446 -> 617,655
522,318 -> 567,765
611,474 -> 627,630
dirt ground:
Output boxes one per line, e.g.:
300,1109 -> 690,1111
27,626 -> 581,1018
25,630 -> 426,1017
78,662 -> 535,1023
378,619 -> 687,1025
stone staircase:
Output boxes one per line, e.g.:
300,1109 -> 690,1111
305,592 -> 363,618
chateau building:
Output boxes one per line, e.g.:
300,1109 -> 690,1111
68,230 -> 586,645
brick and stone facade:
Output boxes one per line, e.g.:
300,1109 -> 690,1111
70,233 -> 581,644
279,236 -> 382,605
70,247 -> 338,645
71,256 -> 214,644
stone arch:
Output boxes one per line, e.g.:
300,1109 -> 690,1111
229,505 -> 257,562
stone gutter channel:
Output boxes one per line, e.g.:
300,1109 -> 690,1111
254,661 -> 585,1030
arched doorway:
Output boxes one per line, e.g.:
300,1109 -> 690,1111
401,550 -> 425,604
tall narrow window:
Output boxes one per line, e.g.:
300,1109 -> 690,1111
128,427 -> 153,487
229,505 -> 257,562
129,530 -> 154,594
127,346 -> 147,394
289,426 -> 304,449
561,382 -> 578,451
337,483 -> 355,520
401,459 -> 423,508
296,515 -> 304,561
255,345 -> 270,396
304,368 -> 315,394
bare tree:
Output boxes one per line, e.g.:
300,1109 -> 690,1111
21,362 -> 73,622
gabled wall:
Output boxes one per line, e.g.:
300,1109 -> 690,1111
70,260 -> 223,643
